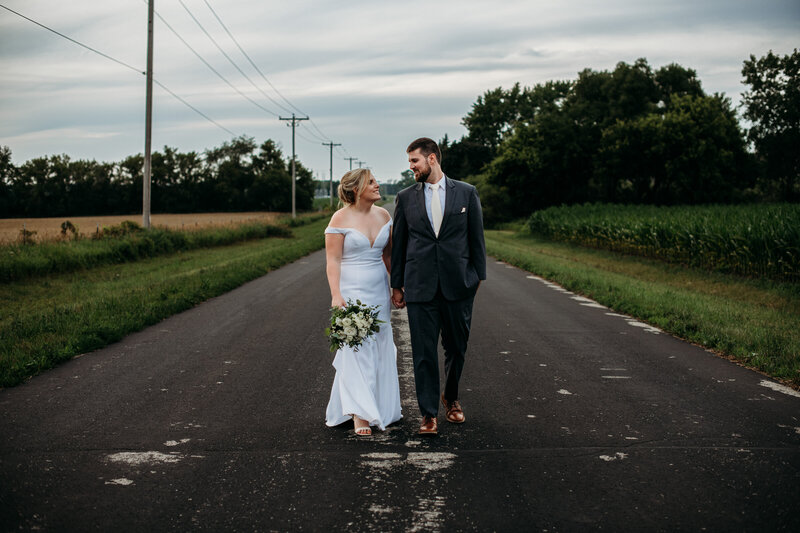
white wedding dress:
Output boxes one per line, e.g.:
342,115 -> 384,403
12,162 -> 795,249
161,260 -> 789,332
324,220 -> 402,430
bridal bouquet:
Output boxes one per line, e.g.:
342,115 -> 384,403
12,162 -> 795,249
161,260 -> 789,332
326,299 -> 384,352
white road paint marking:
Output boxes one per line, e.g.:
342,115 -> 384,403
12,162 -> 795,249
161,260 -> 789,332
106,451 -> 181,466
570,295 -> 595,303
602,376 -> 632,379
527,414 -> 536,418
164,439 -> 191,447
599,452 -> 628,462
759,380 -> 800,398
358,449 -> 457,532
778,424 -> 800,435
369,504 -> 397,514
557,389 -> 573,395
625,320 -> 662,334
105,478 -> 134,486
580,302 -> 608,309
355,310 -> 460,532
500,351 -> 511,354
407,452 -> 457,473
409,496 -> 447,533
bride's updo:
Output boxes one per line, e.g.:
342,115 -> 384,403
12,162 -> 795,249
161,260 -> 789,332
338,168 -> 373,207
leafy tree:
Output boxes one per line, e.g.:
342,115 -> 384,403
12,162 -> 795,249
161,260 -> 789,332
398,169 -> 415,188
741,49 -> 800,200
655,63 -> 704,104
0,146 -> 17,217
597,94 -> 751,204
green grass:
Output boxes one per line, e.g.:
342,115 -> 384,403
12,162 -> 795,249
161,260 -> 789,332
526,203 -> 800,281
0,219 -> 327,388
486,229 -> 800,387
0,217 -> 337,282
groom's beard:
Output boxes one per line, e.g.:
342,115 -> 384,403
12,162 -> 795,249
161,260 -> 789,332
414,166 -> 431,182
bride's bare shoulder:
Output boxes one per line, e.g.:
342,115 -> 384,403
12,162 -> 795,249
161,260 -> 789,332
329,208 -> 352,227
375,206 -> 391,224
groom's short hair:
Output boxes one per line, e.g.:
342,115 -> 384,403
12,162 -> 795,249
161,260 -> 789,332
407,137 -> 442,164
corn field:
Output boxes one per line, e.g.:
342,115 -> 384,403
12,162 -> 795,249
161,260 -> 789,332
526,203 -> 800,281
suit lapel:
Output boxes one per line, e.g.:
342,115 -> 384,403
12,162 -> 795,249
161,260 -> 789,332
413,183 -> 435,237
438,176 -> 458,235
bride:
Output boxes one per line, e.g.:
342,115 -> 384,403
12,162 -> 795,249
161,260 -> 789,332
324,168 -> 402,436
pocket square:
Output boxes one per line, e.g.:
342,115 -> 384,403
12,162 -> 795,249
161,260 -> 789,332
460,207 -> 466,213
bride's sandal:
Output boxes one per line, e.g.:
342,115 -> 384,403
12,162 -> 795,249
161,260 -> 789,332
353,416 -> 372,436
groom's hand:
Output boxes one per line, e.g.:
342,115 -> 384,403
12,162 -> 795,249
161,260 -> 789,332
391,288 -> 406,309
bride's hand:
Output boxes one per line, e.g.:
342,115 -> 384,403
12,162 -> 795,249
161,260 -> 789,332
331,295 -> 346,308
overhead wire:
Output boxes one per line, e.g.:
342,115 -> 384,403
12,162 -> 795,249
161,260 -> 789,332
3,1 -> 354,166
202,0 -> 308,119
150,2 -> 279,118
177,0 -> 293,116
201,0 -> 339,145
0,2 -> 236,136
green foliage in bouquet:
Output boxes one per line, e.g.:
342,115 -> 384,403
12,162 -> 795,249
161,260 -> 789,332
326,299 -> 384,352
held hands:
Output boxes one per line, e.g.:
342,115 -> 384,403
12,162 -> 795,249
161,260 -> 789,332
391,288 -> 406,309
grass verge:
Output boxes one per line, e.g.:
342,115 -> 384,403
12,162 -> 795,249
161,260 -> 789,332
486,229 -> 800,388
0,218 -> 327,388
0,215 -> 330,283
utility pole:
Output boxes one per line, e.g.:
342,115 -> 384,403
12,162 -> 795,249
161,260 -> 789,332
344,157 -> 357,171
279,113 -> 309,218
322,141 -> 341,207
142,0 -> 154,229
357,160 -> 365,168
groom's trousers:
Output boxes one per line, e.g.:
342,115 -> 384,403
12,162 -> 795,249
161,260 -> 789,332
406,286 -> 475,418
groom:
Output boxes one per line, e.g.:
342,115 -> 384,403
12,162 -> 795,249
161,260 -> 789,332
391,137 -> 486,435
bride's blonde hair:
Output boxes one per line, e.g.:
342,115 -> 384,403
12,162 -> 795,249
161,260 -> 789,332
338,168 -> 373,207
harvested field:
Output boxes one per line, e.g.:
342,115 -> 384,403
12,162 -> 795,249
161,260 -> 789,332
1,212 -> 281,244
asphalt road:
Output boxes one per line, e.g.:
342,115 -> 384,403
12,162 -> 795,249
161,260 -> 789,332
1,246 -> 799,532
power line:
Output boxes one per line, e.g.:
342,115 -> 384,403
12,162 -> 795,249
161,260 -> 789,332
0,2 -> 236,136
1,3 -> 143,74
151,3 -> 279,117
153,79 -> 235,135
201,0 -> 336,145
3,2 -> 356,166
177,0 -> 291,116
202,0 -> 307,118
295,128 -> 321,145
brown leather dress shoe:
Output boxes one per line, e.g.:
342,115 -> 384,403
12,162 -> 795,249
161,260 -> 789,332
441,395 -> 465,424
419,416 -> 438,435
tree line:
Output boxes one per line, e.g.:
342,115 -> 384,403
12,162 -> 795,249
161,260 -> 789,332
440,51 -> 799,225
0,136 -> 315,218
2,51 -> 796,223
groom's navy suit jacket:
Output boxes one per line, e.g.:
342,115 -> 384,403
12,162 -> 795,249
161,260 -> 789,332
391,177 -> 486,303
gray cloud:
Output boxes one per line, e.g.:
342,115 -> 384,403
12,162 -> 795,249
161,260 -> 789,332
1,0 -> 798,180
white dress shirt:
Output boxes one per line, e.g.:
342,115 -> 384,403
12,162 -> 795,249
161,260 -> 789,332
424,175 -> 447,233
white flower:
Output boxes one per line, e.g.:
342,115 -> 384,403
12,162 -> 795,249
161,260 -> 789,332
344,326 -> 357,338
341,317 -> 352,327
335,317 -> 343,326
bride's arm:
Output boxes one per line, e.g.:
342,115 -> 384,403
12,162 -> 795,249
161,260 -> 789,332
326,233 -> 346,308
382,230 -> 392,274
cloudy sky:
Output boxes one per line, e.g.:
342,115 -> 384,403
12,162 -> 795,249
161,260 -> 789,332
1,0 -> 798,183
